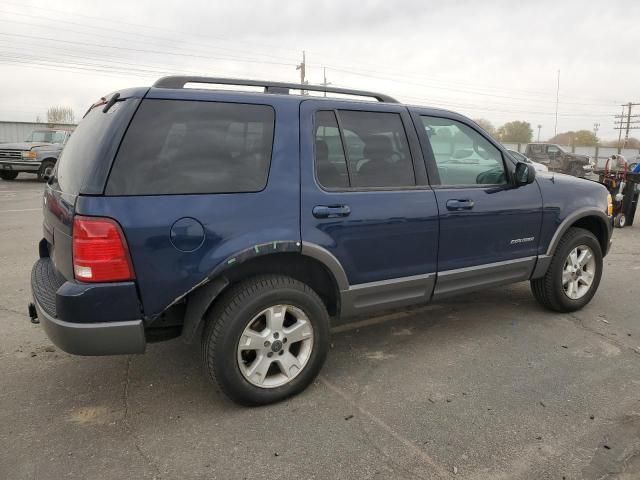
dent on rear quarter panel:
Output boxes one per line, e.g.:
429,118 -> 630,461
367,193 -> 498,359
75,93 -> 302,319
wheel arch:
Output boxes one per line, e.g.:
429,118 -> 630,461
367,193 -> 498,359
180,246 -> 346,344
546,209 -> 611,258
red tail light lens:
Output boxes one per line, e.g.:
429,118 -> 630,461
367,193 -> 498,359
72,216 -> 135,282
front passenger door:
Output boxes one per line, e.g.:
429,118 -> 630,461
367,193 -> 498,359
412,111 -> 543,298
546,145 -> 563,171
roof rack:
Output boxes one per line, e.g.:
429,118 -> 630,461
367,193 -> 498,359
152,76 -> 399,103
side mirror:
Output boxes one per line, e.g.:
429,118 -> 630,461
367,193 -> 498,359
515,161 -> 536,186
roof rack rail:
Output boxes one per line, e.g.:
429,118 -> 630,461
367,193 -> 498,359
152,76 -> 399,103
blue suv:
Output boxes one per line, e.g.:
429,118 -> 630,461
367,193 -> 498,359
30,77 -> 613,405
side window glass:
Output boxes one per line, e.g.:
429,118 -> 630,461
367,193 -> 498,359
106,100 -> 275,195
420,116 -> 507,186
547,145 -> 559,154
314,111 -> 349,189
338,110 -> 415,188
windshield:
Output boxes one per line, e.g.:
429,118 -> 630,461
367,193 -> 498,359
26,130 -> 66,144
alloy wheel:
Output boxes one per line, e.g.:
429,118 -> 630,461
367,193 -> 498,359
562,244 -> 596,300
237,304 -> 314,388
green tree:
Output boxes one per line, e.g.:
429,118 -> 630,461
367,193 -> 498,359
549,130 -> 597,146
473,118 -> 496,137
496,121 -> 532,143
574,130 -> 598,146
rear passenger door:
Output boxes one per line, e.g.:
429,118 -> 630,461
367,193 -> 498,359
300,100 -> 439,315
411,111 -> 543,298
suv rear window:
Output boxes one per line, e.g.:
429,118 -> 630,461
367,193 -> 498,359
106,99 -> 275,195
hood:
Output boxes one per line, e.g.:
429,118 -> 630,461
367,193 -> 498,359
0,141 -> 53,150
536,169 -> 609,213
536,170 -> 598,186
567,152 -> 590,162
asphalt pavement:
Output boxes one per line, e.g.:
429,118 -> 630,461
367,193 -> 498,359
1,177 -> 639,480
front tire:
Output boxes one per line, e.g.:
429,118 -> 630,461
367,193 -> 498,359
0,171 -> 18,180
202,275 -> 330,406
614,213 -> 626,228
37,160 -> 55,182
531,227 -> 603,312
568,163 -> 583,177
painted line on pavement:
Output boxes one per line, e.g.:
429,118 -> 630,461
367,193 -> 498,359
320,377 -> 452,479
0,208 -> 41,213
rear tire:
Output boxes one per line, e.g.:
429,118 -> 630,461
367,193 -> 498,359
202,275 -> 330,406
531,227 -> 603,312
0,171 -> 18,180
37,160 -> 55,182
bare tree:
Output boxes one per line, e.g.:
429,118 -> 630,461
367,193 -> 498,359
47,106 -> 75,124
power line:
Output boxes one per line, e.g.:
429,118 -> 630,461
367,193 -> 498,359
0,10 -> 299,65
0,0 -> 622,105
326,66 -> 618,107
0,32 -> 296,67
0,0 -> 301,62
614,102 -> 640,151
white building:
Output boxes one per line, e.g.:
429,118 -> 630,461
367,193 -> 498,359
0,121 -> 77,143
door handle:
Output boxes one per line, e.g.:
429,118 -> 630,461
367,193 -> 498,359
313,205 -> 351,218
446,199 -> 475,211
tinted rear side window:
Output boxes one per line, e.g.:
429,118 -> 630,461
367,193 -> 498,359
106,99 -> 275,195
56,99 -> 138,195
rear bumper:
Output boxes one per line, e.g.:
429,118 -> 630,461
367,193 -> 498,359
0,160 -> 40,172
34,298 -> 146,355
31,257 -> 146,356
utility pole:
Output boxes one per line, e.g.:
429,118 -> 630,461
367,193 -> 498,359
296,50 -> 307,94
614,102 -> 640,153
616,105 -> 625,151
554,70 -> 560,136
320,67 -> 332,97
537,124 -> 542,142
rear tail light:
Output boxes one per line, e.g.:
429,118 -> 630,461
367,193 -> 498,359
72,216 -> 135,282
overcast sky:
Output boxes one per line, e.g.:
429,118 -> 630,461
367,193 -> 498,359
0,0 -> 638,140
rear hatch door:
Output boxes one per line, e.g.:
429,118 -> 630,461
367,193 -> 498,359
43,90 -> 145,280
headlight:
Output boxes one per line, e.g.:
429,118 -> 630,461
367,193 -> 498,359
607,194 -> 613,216
21,151 -> 37,160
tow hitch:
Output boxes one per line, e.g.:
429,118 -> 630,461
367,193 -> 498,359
28,303 -> 39,324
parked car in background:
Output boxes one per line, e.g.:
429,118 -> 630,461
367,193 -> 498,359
0,128 -> 73,181
507,149 -> 548,172
30,77 -> 612,406
524,143 -> 593,177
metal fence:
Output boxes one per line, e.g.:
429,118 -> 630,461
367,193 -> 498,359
503,143 -> 640,169
0,121 -> 77,143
